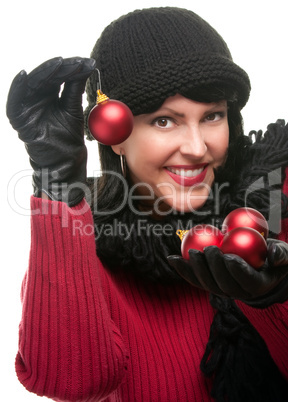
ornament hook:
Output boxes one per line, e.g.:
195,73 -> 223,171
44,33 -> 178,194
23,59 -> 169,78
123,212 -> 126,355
96,68 -> 102,92
95,68 -> 109,104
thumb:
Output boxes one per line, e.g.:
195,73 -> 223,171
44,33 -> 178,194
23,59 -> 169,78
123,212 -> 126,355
267,239 -> 288,267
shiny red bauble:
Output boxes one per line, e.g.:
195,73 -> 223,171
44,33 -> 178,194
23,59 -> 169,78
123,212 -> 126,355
88,99 -> 133,145
221,227 -> 267,269
222,207 -> 269,239
181,224 -> 223,260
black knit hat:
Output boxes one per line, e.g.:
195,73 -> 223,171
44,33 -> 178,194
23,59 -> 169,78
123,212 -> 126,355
85,7 -> 250,118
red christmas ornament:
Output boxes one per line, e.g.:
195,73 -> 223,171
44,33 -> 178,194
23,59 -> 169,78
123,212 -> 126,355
222,207 -> 269,239
177,225 -> 224,260
221,227 -> 267,269
88,90 -> 133,145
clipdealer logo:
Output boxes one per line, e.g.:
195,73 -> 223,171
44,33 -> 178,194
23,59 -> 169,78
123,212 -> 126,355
7,168 -> 283,234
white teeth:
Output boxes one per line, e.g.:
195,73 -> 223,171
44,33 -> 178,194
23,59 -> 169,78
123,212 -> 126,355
168,167 -> 204,177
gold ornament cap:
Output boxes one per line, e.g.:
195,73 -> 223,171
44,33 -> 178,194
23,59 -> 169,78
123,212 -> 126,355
96,89 -> 110,105
176,230 -> 189,241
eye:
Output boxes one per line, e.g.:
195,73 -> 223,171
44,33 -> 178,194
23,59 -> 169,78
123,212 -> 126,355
204,112 -> 226,122
152,117 -> 174,128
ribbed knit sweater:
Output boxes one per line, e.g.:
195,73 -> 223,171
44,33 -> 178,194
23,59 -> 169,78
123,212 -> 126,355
16,188 -> 288,401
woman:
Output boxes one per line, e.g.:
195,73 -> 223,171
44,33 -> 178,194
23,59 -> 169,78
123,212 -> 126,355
6,7 -> 288,401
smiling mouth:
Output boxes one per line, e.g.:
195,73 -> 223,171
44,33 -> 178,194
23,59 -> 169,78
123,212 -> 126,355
166,166 -> 205,178
165,165 -> 208,187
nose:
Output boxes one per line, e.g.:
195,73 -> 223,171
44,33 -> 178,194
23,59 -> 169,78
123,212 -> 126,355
179,125 -> 207,158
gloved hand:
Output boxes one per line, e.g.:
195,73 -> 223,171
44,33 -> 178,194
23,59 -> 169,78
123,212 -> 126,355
167,238 -> 288,308
6,57 -> 96,206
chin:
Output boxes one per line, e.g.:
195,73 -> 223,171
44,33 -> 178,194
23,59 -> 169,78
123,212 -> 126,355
151,182 -> 213,216
162,194 -> 210,215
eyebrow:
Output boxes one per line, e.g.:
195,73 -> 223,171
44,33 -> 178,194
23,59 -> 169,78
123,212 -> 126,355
156,100 -> 227,117
158,108 -> 185,117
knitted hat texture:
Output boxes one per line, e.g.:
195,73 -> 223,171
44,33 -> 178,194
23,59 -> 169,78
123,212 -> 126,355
86,7 -> 251,116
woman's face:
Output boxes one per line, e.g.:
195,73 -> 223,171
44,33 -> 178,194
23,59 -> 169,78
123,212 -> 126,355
112,94 -> 229,216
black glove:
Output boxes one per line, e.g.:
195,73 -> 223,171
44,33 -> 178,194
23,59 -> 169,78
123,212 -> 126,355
167,238 -> 288,308
6,57 -> 96,206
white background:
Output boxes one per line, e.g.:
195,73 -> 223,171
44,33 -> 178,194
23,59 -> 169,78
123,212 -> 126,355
1,0 -> 287,400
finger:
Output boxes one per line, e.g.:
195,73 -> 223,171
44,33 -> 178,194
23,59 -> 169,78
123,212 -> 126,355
223,254 -> 266,296
267,239 -> 288,267
7,58 -> 64,121
6,70 -> 27,121
248,276 -> 288,308
226,255 -> 288,300
25,57 -> 88,99
42,57 -> 93,87
60,58 -> 96,112
64,57 -> 96,82
204,246 -> 252,299
25,57 -> 64,92
167,254 -> 204,289
190,249 -> 225,295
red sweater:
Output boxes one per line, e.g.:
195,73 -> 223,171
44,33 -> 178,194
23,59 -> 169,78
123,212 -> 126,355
16,178 -> 288,401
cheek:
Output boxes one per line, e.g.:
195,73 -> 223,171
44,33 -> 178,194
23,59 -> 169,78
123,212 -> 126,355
126,143 -> 158,169
125,133 -> 171,170
124,143 -> 157,183
210,129 -> 229,164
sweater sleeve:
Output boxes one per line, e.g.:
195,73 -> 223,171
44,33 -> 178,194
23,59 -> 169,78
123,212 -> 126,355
236,166 -> 288,381
16,197 -> 128,401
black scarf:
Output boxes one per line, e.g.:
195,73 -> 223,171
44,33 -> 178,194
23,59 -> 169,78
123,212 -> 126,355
91,120 -> 288,401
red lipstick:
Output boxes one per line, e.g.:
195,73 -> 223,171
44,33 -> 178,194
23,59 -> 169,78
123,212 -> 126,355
165,164 -> 208,187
